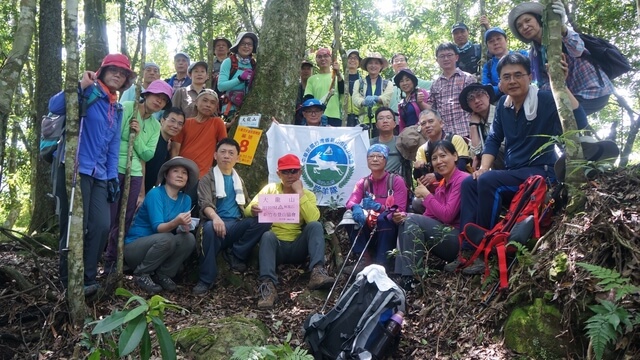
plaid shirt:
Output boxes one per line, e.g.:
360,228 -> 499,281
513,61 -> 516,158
427,68 -> 477,137
532,28 -> 614,100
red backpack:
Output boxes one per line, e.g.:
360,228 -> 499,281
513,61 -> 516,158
456,175 -> 559,290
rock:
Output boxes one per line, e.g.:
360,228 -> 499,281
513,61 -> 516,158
503,298 -> 572,359
173,316 -> 269,359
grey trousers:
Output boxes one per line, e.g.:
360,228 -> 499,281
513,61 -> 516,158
394,214 -> 459,276
258,221 -> 325,285
124,232 -> 195,277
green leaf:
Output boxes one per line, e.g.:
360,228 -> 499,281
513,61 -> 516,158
139,326 -> 152,360
116,287 -> 134,298
124,294 -> 149,309
88,350 -> 101,360
123,303 -> 149,323
92,310 -> 129,334
118,314 -> 148,356
151,316 -> 177,360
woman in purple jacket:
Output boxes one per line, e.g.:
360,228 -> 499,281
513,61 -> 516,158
393,140 -> 469,283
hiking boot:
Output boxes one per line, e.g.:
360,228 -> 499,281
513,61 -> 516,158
257,281 -> 277,310
155,274 -> 177,292
135,274 -> 162,294
308,265 -> 335,290
461,258 -> 485,275
192,281 -> 213,296
223,249 -> 247,273
84,283 -> 100,297
341,261 -> 367,275
443,258 -> 463,273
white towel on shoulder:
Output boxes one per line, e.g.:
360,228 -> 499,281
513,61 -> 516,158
503,83 -> 538,121
213,166 -> 245,205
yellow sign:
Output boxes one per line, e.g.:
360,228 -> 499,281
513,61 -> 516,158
234,126 -> 263,165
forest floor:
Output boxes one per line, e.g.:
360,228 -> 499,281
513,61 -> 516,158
0,165 -> 638,359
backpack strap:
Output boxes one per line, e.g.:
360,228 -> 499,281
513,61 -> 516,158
229,54 -> 239,79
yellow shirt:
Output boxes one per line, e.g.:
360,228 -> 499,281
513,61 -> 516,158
415,134 -> 470,163
244,182 -> 320,241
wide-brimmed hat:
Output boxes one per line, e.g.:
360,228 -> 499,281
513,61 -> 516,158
230,32 -> 258,54
484,27 -> 508,43
95,53 -> 136,92
157,156 -> 199,191
393,68 -> 418,88
337,210 -> 357,228
458,83 -> 495,113
579,136 -> 620,162
141,80 -> 174,111
212,36 -> 232,49
508,2 -> 544,43
360,52 -> 389,71
396,125 -> 427,161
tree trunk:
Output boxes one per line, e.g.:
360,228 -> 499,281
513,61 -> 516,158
84,0 -> 109,71
543,0 -> 586,210
64,0 -> 88,324
3,116 -> 21,229
119,0 -> 128,57
232,0 -> 311,195
30,0 -> 63,234
0,0 -> 37,187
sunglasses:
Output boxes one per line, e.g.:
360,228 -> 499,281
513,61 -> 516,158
280,169 -> 300,174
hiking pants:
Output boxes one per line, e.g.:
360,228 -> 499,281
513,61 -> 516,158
104,173 -> 142,263
459,166 -> 550,236
124,232 -> 195,277
80,176 -> 110,286
198,217 -> 271,286
258,221 -> 325,285
350,212 -> 398,264
575,94 -> 610,117
394,214 -> 459,276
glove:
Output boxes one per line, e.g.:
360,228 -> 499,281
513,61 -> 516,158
238,69 -> 254,82
351,205 -> 366,227
552,1 -> 567,23
107,178 -> 120,203
362,195 -> 381,211
363,96 -> 378,107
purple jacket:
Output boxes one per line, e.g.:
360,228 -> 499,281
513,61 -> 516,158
346,172 -> 408,212
422,168 -> 469,228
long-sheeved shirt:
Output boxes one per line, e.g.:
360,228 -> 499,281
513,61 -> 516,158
351,76 -> 394,126
346,172 -> 408,213
485,90 -> 587,170
48,81 -> 122,180
422,168 -> 469,228
117,101 -> 161,177
426,68 -> 477,137
244,183 -> 320,241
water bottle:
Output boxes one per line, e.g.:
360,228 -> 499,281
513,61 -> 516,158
367,311 -> 404,359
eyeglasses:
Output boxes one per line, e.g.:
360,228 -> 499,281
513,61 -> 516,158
466,90 -> 488,102
501,72 -> 528,81
316,54 -> 331,59
393,57 -> 407,64
376,115 -> 394,122
280,169 -> 300,174
303,109 -> 322,115
106,67 -> 129,77
367,154 -> 385,160
165,118 -> 184,127
239,41 -> 253,47
437,53 -> 456,60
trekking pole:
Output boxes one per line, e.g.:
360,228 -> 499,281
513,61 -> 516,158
321,225 -> 365,313
62,110 -> 86,252
336,223 -> 378,301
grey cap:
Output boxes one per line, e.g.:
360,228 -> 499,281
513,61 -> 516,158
174,52 -> 190,63
144,62 -> 160,71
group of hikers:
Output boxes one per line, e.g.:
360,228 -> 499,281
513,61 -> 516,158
51,1 -> 618,310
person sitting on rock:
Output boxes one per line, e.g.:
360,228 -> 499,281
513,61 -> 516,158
124,157 -> 198,294
192,138 -> 271,295
247,154 -> 335,310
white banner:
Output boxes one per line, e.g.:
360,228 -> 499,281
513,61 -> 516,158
266,124 -> 371,207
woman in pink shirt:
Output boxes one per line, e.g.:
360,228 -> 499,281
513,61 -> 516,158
393,140 -> 469,284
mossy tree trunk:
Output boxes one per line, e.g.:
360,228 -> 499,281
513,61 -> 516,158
232,0 -> 311,196
64,0 -> 88,325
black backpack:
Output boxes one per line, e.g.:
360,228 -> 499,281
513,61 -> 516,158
579,33 -> 631,80
304,266 -> 406,360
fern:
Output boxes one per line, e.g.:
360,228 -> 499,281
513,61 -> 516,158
231,343 -> 313,360
584,300 -> 632,360
576,262 -> 640,301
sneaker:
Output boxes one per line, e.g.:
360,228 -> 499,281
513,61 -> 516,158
257,281 -> 277,310
155,274 -> 177,292
135,274 -> 162,294
308,266 -> 335,290
84,283 -> 100,297
192,281 -> 212,296
461,258 -> 485,275
223,249 -> 247,273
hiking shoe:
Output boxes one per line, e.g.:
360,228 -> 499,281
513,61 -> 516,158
135,274 -> 162,294
101,261 -> 116,276
192,281 -> 213,296
308,266 -> 335,290
398,276 -> 420,292
461,258 -> 485,275
443,258 -> 463,273
84,283 -> 100,297
257,281 -> 277,310
155,274 -> 177,292
341,262 -> 367,275
223,249 -> 247,273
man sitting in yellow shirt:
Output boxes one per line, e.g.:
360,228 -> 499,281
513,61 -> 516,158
245,154 -> 334,310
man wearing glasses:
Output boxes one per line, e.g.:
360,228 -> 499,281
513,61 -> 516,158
143,107 -> 186,194
426,43 -> 477,138
304,48 -> 344,127
247,154 -> 335,309
458,53 -> 587,266
297,98 -> 328,126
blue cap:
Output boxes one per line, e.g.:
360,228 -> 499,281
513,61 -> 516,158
484,27 -> 507,43
301,98 -> 326,111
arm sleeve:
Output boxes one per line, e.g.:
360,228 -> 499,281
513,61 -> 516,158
147,191 -> 167,232
337,79 -> 345,95
171,88 -> 185,113
351,80 -> 364,107
244,184 -> 271,217
481,62 -> 491,86
483,100 -> 504,157
215,118 -> 228,143
299,190 -> 320,223
133,119 -> 160,162
562,27 -> 584,58
415,144 -> 426,163
391,175 -> 408,212
107,112 -> 123,179
197,171 -> 216,217
423,173 -> 465,224
426,81 -> 436,110
217,58 -> 243,92
345,178 -> 366,209
379,80 -> 394,106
